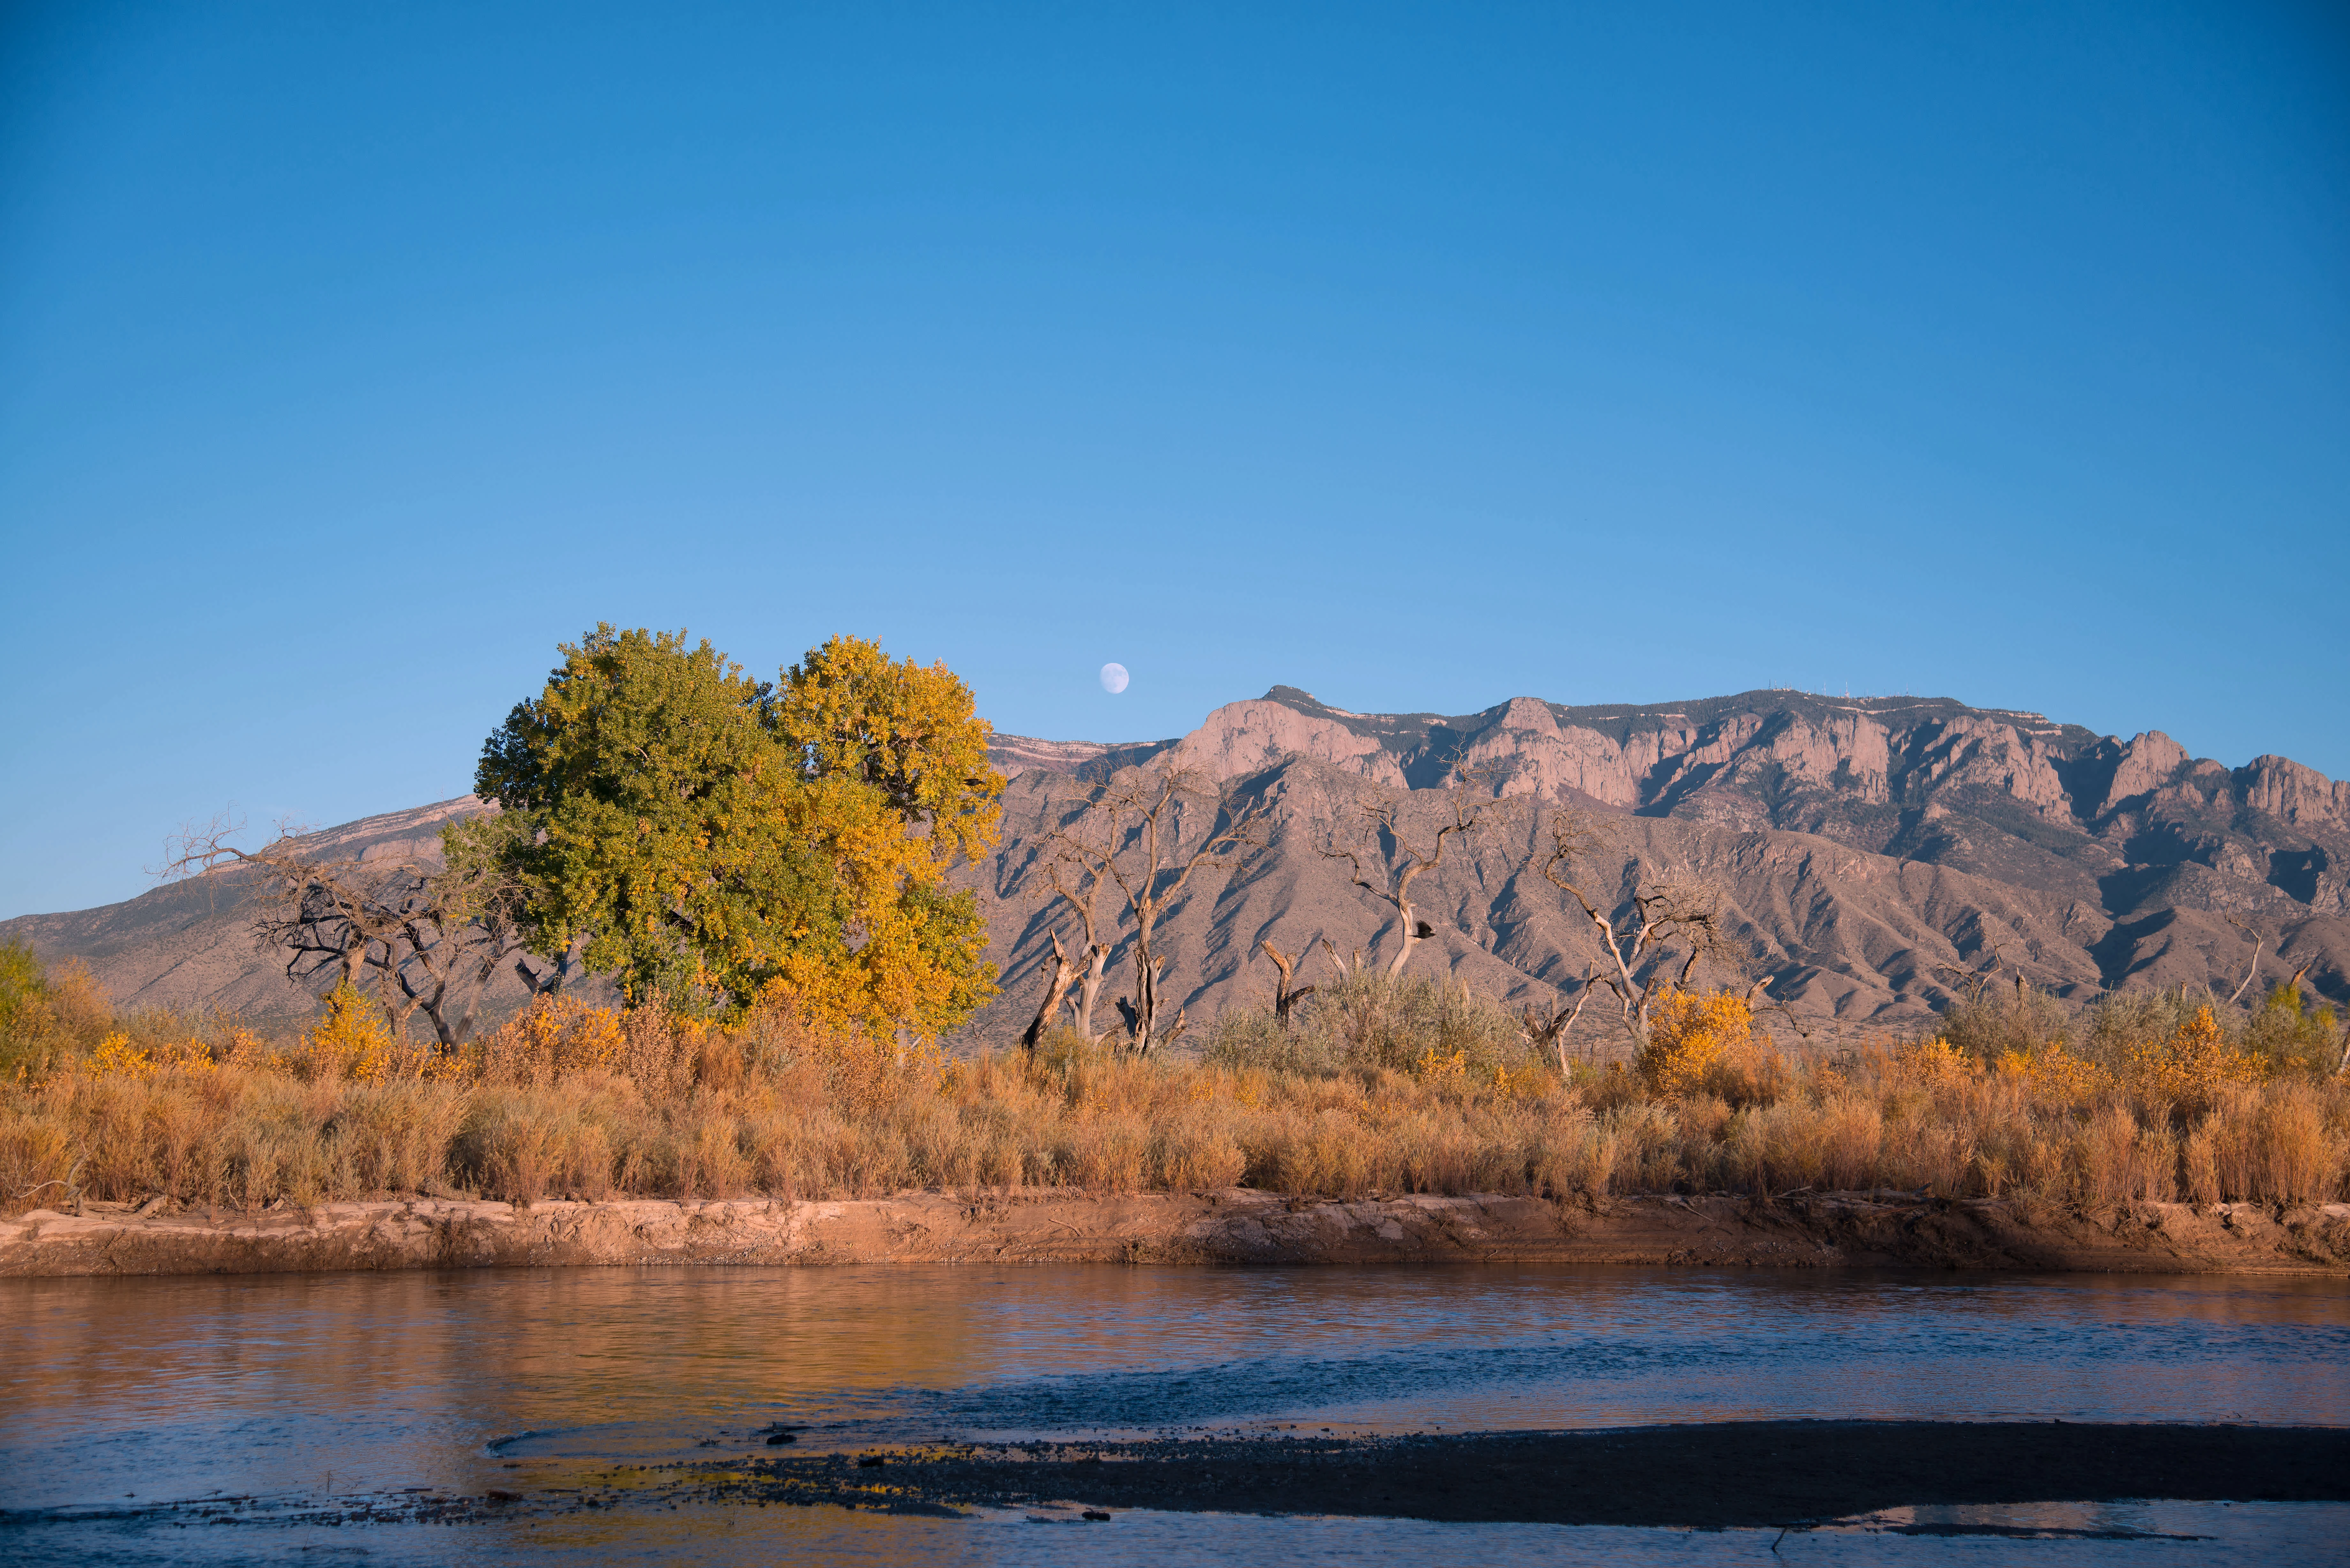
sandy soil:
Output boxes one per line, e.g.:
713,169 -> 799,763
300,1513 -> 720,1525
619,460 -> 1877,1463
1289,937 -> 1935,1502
4,1188 -> 2347,1277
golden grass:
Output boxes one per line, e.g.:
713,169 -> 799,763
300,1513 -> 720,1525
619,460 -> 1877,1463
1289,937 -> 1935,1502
2,955 -> 2346,1216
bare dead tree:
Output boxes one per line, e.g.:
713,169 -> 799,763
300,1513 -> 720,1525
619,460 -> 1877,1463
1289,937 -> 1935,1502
1320,936 -> 1367,982
2223,915 -> 2266,1006
1258,939 -> 1318,1029
1319,786 -> 1511,976
1041,852 -> 1115,1040
1520,963 -> 1598,1071
510,944 -> 584,1000
1039,769 -> 1268,1054
1932,941 -> 2009,1010
1538,812 -> 1737,1047
160,812 -> 529,1047
1022,931 -> 1081,1050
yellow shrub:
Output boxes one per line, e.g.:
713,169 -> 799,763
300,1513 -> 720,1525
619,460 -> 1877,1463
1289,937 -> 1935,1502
1185,1067 -> 1268,1109
155,1038 -> 217,1074
221,1028 -> 269,1069
478,995 -> 634,1084
1412,1046 -> 1469,1088
2123,1006 -> 2267,1106
1993,1040 -> 2106,1102
85,1032 -> 155,1080
1907,1035 -> 1981,1082
306,982 -> 400,1081
1639,990 -> 1751,1097
1492,1061 -> 1547,1100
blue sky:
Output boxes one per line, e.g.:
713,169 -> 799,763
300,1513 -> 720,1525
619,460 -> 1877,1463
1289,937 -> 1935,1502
3,2 -> 2346,917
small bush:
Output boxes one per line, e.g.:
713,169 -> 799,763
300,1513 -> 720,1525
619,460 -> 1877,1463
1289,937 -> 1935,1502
1206,969 -> 1532,1081
2241,984 -> 2342,1077
2117,1005 -> 2268,1112
1941,984 -> 2070,1062
1,942 -> 112,1079
1638,989 -> 1752,1096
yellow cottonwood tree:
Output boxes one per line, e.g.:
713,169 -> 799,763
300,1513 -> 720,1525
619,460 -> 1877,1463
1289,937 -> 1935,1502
776,634 -> 1005,870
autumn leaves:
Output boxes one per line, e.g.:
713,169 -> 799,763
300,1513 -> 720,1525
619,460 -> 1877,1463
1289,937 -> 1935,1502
466,628 -> 1003,1041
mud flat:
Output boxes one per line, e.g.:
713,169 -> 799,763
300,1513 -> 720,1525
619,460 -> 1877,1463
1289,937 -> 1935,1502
679,1421 -> 2350,1527
4,1188 -> 2346,1277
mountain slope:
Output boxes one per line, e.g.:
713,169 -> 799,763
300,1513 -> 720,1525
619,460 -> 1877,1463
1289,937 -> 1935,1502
0,799 -> 504,1027
965,687 -> 2350,1046
7,686 -> 2345,1050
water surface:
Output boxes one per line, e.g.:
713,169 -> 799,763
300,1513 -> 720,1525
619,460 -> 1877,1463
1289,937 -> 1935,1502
3,1265 -> 2343,1563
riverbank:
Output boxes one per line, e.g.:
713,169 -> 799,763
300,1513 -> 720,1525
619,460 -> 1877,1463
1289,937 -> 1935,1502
5,1187 -> 2346,1277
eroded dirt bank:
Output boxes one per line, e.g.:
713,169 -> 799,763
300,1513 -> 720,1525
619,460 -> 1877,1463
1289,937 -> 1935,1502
4,1188 -> 2346,1277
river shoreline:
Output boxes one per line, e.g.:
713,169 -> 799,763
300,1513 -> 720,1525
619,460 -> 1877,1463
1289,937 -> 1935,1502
4,1187 -> 2346,1277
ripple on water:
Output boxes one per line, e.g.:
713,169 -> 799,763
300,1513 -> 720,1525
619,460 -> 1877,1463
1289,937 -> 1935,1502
0,1264 -> 2344,1563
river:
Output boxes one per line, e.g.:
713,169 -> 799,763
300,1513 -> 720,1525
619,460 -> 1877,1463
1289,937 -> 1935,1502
3,1265 -> 2344,1563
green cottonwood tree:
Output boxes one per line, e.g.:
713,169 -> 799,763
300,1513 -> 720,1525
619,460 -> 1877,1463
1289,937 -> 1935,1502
465,625 -> 1000,1038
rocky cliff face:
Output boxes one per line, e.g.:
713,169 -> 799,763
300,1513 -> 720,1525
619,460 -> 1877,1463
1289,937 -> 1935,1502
9,686 -> 2345,1046
967,687 -> 2350,1045
1018,686 -> 2350,924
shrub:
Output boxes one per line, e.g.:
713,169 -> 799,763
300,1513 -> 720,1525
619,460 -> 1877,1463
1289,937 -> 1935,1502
1638,989 -> 1752,1097
2,945 -> 2345,1215
1940,984 -> 2070,1061
1205,969 -> 1532,1081
2242,984 -> 2344,1076
1992,1038 -> 2106,1100
1,942 -> 111,1079
2119,1005 -> 2268,1112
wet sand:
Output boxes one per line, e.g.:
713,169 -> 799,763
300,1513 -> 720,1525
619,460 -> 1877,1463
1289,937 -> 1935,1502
16,1423 -> 2344,1537
676,1421 -> 2350,1527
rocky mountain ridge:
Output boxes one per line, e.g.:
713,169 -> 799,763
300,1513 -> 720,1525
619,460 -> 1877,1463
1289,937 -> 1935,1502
1010,685 -> 2350,918
965,686 -> 2350,1045
6,685 -> 2345,1047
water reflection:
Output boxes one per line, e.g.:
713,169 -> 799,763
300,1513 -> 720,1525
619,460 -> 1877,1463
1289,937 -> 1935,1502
5,1501 -> 2345,1566
1,1266 -> 2344,1560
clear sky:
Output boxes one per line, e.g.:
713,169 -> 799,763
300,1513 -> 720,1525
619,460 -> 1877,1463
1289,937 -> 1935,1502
3,2 -> 2346,918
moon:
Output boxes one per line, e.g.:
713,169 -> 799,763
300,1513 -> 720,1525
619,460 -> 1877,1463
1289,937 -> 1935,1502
1099,662 -> 1130,694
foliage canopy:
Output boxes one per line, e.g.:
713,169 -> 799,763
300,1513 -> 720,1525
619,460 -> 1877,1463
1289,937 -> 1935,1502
466,625 -> 1001,1037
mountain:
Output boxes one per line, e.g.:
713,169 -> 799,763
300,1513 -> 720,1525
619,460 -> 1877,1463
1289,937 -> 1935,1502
963,687 -> 2350,1046
0,799 -> 497,1029
7,686 -> 2346,1049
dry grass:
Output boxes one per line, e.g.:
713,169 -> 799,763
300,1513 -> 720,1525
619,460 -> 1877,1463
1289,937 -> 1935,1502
3,947 -> 2346,1216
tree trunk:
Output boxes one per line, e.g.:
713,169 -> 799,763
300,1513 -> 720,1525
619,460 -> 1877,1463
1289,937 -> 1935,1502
1024,933 -> 1081,1049
1385,903 -> 1438,976
1130,950 -> 1167,1053
1071,942 -> 1109,1039
1523,983 -> 1595,1074
1261,940 -> 1317,1028
2227,937 -> 2265,1005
